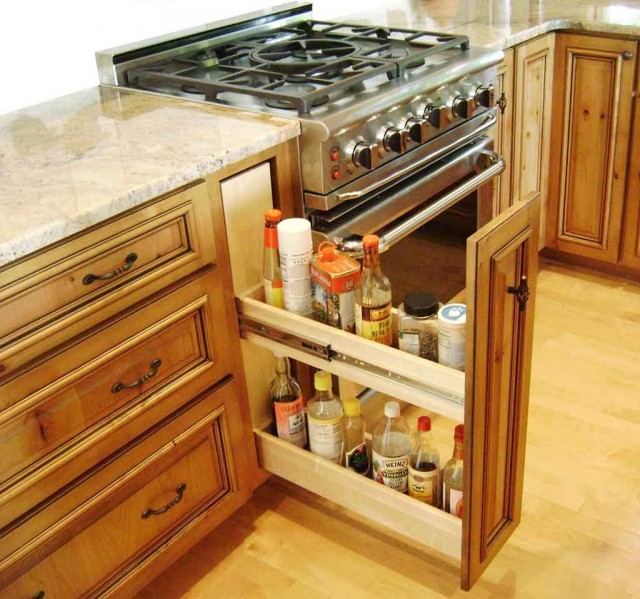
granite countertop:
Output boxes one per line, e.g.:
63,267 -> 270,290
2,0 -> 640,268
0,87 -> 299,268
322,0 -> 640,48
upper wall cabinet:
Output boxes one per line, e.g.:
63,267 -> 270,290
547,34 -> 638,264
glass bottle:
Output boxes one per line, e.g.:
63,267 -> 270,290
307,371 -> 344,463
408,415 -> 440,506
268,352 -> 307,448
443,424 -> 464,518
342,397 -> 370,475
371,401 -> 412,492
263,209 -> 284,308
355,234 -> 392,346
398,292 -> 439,361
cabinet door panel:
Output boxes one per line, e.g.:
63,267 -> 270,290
548,34 -> 636,263
462,195 -> 540,590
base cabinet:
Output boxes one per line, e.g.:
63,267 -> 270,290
547,34 -> 637,265
226,170 -> 540,589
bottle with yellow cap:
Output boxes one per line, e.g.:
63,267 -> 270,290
342,397 -> 370,475
307,371 -> 344,463
355,234 -> 392,346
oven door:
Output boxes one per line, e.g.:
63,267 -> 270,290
309,134 -> 504,257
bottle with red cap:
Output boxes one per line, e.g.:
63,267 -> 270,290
408,416 -> 441,506
443,424 -> 464,518
355,234 -> 392,346
263,209 -> 284,308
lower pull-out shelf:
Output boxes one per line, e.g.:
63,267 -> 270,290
254,428 -> 462,561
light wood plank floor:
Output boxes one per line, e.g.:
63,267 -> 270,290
138,262 -> 640,598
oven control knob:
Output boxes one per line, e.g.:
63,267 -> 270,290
405,118 -> 429,144
424,104 -> 445,129
383,127 -> 409,154
475,84 -> 495,108
452,96 -> 475,119
352,142 -> 379,170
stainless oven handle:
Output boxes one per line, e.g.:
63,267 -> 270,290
336,113 -> 497,202
336,151 -> 505,256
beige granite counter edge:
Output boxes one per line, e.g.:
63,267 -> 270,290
0,121 -> 299,268
499,19 -> 640,49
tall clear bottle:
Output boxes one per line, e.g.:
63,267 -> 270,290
372,401 -> 412,492
408,416 -> 440,506
268,351 -> 307,448
263,209 -> 284,308
342,397 -> 370,475
443,424 -> 464,518
307,371 -> 344,463
355,234 -> 393,346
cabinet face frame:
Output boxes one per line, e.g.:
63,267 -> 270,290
513,34 -> 554,249
493,49 -> 515,217
547,34 -> 637,264
621,55 -> 640,269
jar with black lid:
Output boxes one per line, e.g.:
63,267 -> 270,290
397,292 -> 439,361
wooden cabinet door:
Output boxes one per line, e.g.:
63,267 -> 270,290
462,195 -> 540,590
493,49 -> 515,216
621,57 -> 640,269
547,34 -> 637,264
513,35 -> 554,248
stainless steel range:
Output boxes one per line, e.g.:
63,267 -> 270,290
97,2 -> 504,255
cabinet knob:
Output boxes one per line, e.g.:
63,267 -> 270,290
622,50 -> 634,61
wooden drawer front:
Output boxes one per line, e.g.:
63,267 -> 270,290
3,402 -> 233,598
0,181 -> 216,377
1,305 -> 207,486
0,270 -> 232,523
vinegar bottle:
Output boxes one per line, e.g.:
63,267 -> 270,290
307,371 -> 344,463
342,397 -> 370,475
408,416 -> 440,506
372,401 -> 412,492
268,351 -> 307,448
443,424 -> 464,518
355,234 -> 392,346
263,209 -> 284,308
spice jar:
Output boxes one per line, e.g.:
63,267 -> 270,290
397,292 -> 439,361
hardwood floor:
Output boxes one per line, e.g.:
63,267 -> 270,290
138,261 -> 640,598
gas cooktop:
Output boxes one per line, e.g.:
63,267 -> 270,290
124,21 -> 470,115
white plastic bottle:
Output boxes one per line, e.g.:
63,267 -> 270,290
277,218 -> 312,316
307,371 -> 344,463
372,401 -> 412,492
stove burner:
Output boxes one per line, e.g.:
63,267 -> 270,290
265,83 -> 329,109
251,39 -> 358,73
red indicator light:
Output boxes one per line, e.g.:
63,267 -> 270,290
331,166 -> 341,180
329,147 -> 340,161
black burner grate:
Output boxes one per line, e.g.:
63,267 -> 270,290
127,21 -> 470,115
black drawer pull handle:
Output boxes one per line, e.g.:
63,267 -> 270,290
111,358 -> 162,393
507,275 -> 530,311
141,483 -> 187,519
32,592 -> 45,599
82,252 -> 138,285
